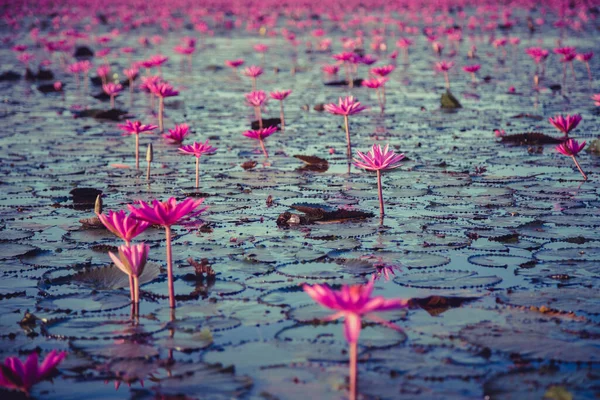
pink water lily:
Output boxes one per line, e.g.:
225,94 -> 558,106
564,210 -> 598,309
179,140 -> 218,188
163,123 -> 190,144
128,198 -> 207,308
556,139 -> 587,180
354,144 -> 405,217
324,96 -> 367,158
462,64 -> 481,83
242,65 -> 263,90
435,60 -> 454,89
150,82 -> 179,132
269,90 -> 292,131
361,78 -> 388,113
118,120 -> 158,169
0,350 -> 67,395
103,83 -> 122,109
245,90 -> 267,129
108,243 -> 149,304
303,278 -> 408,400
548,114 -> 582,136
97,210 -> 150,245
243,126 -> 277,158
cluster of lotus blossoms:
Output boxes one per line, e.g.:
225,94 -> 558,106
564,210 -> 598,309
5,2 -> 598,398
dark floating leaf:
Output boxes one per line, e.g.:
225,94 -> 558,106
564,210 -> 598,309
511,113 -> 544,120
410,296 -> 479,316
441,90 -> 462,108
0,70 -> 21,81
294,155 -> 329,172
250,117 -> 280,130
500,132 -> 565,145
324,78 -> 363,87
277,204 -> 374,226
74,46 -> 94,57
241,160 -> 257,170
71,108 -> 128,121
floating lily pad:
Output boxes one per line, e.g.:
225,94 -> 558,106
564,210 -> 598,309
394,270 -> 502,289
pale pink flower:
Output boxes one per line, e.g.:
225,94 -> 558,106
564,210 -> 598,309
549,114 -> 582,136
0,351 -> 67,394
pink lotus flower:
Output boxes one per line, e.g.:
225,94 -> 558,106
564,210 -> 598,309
123,67 -> 138,81
548,114 -> 582,136
576,52 -> 593,80
554,47 -> 576,56
592,94 -> 600,107
324,96 -> 367,116
435,60 -> 454,89
225,59 -> 244,69
128,197 -> 207,308
243,65 -> 263,90
245,90 -> 267,107
245,90 -> 267,129
53,81 -> 62,91
354,144 -> 405,216
303,278 -> 408,400
462,64 -> 481,83
322,64 -> 339,76
150,82 -> 179,132
97,210 -> 150,244
243,126 -> 277,158
163,123 -> 190,144
370,65 -> 394,77
0,350 -> 67,395
253,44 -> 268,53
362,78 -> 388,113
556,139 -> 587,180
103,83 -> 122,109
118,120 -> 158,169
108,243 -> 149,304
179,140 -> 218,188
325,96 -> 367,158
96,64 -> 110,83
270,90 -> 292,131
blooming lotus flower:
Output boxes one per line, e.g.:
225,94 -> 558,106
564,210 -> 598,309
179,140 -> 218,188
462,64 -> 481,83
370,65 -> 394,77
150,82 -> 179,132
324,96 -> 367,158
225,59 -> 244,70
97,210 -> 150,244
96,64 -> 110,84
549,114 -> 582,136
322,64 -> 339,76
303,278 -> 408,400
576,52 -> 593,80
108,243 -> 149,304
435,60 -> 454,89
118,120 -> 158,169
354,144 -> 405,216
243,126 -> 277,158
163,123 -> 190,144
128,198 -> 207,308
556,139 -> 587,180
592,94 -> 600,107
269,90 -> 292,130
103,83 -> 122,109
362,78 -> 388,113
245,90 -> 267,129
0,350 -> 67,395
242,65 -> 263,90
